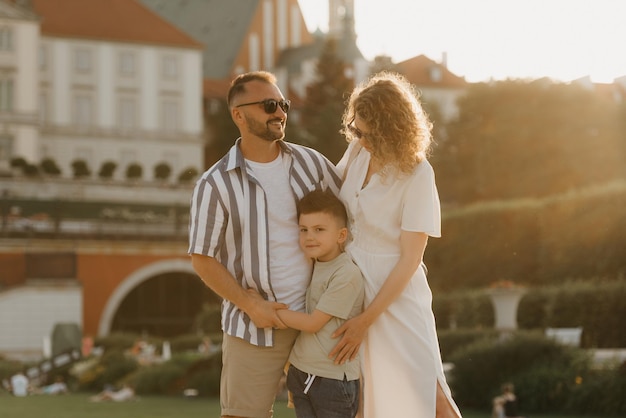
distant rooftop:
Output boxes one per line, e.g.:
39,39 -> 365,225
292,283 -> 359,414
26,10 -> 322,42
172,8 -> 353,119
140,0 -> 259,78
32,0 -> 202,48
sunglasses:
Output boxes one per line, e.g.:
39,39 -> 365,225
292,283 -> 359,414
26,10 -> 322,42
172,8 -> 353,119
347,122 -> 369,140
236,99 -> 290,114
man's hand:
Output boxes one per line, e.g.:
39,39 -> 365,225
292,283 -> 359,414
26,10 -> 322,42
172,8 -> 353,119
329,314 -> 368,364
244,288 -> 289,329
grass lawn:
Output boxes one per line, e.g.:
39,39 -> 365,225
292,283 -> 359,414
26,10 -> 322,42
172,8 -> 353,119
0,393 -> 295,418
0,393 -> 601,418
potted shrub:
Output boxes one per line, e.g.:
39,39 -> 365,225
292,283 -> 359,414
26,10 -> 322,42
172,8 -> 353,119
98,161 -> 117,180
154,162 -> 172,181
71,159 -> 91,179
23,163 -> 41,178
177,167 -> 199,184
487,280 -> 527,332
126,162 -> 143,180
10,157 -> 27,176
40,158 -> 62,176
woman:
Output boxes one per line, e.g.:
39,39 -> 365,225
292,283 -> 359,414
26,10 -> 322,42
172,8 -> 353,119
332,72 -> 462,417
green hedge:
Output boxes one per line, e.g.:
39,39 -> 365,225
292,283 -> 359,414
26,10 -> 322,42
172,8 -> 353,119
434,279 -> 626,348
448,332 -> 626,416
426,182 -> 626,291
449,332 -> 591,413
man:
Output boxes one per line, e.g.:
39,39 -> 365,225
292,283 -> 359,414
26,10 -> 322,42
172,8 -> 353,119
188,71 -> 340,418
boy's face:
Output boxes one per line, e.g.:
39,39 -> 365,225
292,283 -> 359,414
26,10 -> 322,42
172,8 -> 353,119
298,211 -> 347,262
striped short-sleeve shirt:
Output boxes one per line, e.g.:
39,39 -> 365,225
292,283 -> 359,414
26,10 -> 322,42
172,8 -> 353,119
188,139 -> 341,347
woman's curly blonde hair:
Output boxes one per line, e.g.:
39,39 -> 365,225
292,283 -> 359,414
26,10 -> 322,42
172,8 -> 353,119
341,71 -> 433,174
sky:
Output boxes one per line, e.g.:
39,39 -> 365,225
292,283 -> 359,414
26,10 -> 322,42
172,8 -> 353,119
297,0 -> 625,83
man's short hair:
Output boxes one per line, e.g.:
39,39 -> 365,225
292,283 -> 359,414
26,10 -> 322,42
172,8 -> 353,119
297,189 -> 348,227
227,71 -> 277,107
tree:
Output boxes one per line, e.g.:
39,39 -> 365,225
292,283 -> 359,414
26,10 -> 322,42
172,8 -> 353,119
71,159 -> 91,179
204,98 -> 239,168
300,38 -> 355,163
437,79 -> 625,204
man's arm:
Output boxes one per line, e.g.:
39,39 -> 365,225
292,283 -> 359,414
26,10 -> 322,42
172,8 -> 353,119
191,253 -> 288,329
277,308 -> 332,333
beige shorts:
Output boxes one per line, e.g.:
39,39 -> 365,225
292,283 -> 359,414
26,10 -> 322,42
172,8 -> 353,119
220,328 -> 299,418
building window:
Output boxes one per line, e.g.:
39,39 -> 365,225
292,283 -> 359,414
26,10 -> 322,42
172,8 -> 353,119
429,66 -> 443,83
0,77 -> 13,111
162,56 -> 178,79
0,27 -> 13,51
39,92 -> 49,124
74,94 -> 93,127
161,100 -> 179,132
39,45 -> 47,70
118,97 -> 137,131
75,49 -> 92,73
119,51 -> 136,76
162,151 -> 179,174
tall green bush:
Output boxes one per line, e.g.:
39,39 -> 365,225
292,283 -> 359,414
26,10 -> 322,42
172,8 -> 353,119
565,362 -> 626,415
449,332 -> 590,412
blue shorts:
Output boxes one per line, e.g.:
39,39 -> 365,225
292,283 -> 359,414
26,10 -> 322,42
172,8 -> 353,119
286,364 -> 359,418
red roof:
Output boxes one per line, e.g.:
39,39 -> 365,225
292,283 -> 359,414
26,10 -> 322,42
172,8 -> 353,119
397,54 -> 466,88
32,0 -> 202,48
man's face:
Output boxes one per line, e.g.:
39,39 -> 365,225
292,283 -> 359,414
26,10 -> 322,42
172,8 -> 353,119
234,80 -> 288,142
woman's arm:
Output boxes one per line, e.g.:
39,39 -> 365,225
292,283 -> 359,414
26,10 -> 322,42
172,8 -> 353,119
277,309 -> 333,334
329,231 -> 428,364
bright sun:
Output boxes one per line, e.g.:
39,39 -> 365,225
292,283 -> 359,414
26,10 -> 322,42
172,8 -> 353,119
298,0 -> 626,83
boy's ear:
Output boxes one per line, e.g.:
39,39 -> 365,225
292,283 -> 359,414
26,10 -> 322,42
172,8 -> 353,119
337,227 -> 348,244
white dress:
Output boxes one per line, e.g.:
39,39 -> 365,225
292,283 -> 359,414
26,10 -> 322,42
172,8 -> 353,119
338,142 -> 462,418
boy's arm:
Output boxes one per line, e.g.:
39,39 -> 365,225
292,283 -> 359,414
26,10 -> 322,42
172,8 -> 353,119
277,309 -> 333,333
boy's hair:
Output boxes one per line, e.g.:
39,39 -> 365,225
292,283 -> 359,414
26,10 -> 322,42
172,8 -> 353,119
297,189 -> 348,227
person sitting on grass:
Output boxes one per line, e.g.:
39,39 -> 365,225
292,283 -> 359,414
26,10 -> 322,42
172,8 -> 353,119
493,382 -> 524,418
90,383 -> 136,402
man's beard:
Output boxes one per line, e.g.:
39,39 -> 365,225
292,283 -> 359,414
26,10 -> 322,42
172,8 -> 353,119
245,115 -> 285,142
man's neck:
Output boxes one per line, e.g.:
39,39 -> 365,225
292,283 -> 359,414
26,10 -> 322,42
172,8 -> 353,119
240,137 -> 281,163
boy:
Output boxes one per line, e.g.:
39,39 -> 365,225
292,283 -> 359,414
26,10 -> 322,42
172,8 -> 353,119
278,189 -> 364,418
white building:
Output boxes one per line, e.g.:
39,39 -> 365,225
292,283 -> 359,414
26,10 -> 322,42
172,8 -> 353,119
0,1 -> 39,174
5,0 -> 205,182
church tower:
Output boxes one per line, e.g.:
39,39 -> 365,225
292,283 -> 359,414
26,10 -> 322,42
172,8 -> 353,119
328,0 -> 355,37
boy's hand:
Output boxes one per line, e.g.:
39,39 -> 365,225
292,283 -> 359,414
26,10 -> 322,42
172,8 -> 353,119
244,288 -> 288,328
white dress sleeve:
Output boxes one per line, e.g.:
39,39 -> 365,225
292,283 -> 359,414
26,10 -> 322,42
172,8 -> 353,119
401,160 -> 442,237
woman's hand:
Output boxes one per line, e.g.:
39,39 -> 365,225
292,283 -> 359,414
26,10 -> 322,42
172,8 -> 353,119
329,314 -> 369,364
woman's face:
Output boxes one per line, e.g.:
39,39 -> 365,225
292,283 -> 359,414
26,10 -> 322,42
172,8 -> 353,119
349,115 -> 374,152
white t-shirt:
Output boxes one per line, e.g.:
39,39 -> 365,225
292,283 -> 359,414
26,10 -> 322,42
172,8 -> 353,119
247,153 -> 311,312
